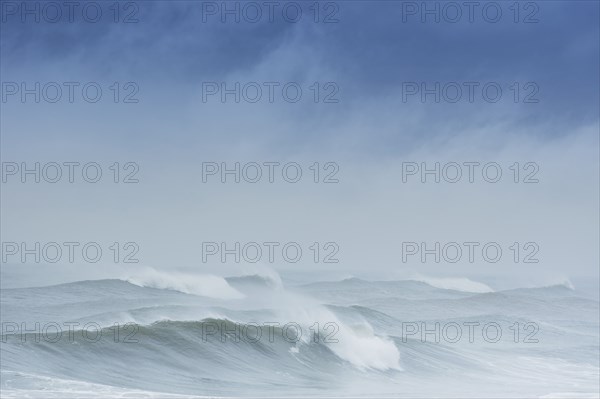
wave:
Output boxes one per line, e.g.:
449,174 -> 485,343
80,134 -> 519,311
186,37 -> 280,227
1,275 -> 598,397
125,267 -> 245,299
1,317 -> 401,397
409,275 -> 495,293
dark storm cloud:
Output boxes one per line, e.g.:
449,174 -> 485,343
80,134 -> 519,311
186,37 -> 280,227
1,1 -> 598,137
1,2 -> 295,77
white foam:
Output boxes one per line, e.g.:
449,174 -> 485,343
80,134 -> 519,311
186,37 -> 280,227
277,303 -> 401,371
412,274 -> 494,293
125,267 -> 244,299
330,321 -> 402,371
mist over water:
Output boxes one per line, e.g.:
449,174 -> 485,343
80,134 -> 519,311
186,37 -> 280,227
1,0 -> 599,397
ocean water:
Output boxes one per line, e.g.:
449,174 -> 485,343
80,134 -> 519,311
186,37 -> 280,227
1,272 -> 598,398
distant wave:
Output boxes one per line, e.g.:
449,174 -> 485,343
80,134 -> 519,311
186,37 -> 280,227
226,273 -> 283,290
125,267 -> 244,299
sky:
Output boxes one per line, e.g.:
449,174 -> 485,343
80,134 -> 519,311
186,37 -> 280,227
1,1 -> 599,294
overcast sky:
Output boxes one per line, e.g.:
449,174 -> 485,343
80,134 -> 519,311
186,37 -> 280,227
1,1 -> 598,294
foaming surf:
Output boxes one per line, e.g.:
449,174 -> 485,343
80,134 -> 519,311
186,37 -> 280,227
1,269 -> 598,397
125,267 -> 245,299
